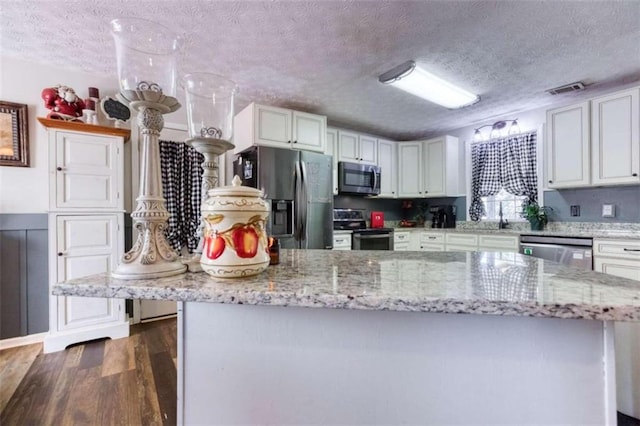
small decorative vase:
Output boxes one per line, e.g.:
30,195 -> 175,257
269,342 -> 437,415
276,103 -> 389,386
200,175 -> 270,278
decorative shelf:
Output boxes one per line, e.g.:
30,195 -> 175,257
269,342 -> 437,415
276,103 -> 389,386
37,117 -> 131,140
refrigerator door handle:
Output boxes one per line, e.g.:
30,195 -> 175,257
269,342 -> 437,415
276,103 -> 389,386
300,160 -> 309,243
294,161 -> 303,241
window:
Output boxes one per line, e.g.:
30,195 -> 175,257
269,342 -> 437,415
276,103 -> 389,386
467,131 -> 539,222
480,188 -> 527,221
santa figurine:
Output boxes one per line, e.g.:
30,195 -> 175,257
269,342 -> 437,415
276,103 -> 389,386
41,85 -> 86,121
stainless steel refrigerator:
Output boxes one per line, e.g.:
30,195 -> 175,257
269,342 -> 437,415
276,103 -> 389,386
233,146 -> 333,249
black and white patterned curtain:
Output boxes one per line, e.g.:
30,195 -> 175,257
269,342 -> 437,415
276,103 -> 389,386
468,132 -> 537,221
159,140 -> 204,253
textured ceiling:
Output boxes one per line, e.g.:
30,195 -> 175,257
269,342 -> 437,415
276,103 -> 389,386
2,0 -> 640,140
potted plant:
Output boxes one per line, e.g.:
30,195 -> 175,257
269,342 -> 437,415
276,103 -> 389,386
521,201 -> 551,231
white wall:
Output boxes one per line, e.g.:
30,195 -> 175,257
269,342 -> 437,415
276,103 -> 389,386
0,56 -> 188,213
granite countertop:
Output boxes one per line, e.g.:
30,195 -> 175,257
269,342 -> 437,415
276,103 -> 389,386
392,223 -> 640,240
55,250 -> 640,322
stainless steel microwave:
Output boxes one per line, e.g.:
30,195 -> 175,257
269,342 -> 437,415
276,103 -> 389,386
338,161 -> 381,195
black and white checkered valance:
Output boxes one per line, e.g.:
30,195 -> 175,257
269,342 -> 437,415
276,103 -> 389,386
159,140 -> 204,253
468,132 -> 538,221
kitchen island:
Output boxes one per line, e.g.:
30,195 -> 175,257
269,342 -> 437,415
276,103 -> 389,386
55,250 -> 640,425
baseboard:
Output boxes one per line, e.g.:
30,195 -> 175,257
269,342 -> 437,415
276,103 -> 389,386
0,332 -> 47,350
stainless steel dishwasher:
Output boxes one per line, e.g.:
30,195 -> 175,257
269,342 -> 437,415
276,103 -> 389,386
519,235 -> 593,269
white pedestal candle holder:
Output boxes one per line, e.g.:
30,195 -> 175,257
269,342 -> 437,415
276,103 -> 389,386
112,89 -> 186,279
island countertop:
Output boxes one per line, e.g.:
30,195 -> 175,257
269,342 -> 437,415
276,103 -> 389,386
54,250 -> 640,322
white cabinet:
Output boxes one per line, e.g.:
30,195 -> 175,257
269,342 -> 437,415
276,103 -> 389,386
478,234 -> 520,253
233,103 -> 327,153
377,139 -> 397,197
445,233 -> 478,252
593,238 -> 640,419
418,232 -> 445,251
398,142 -> 424,197
398,136 -> 460,198
591,87 -> 640,186
423,136 -> 460,197
338,131 -> 377,164
546,101 -> 591,188
393,231 -> 411,251
39,119 -> 129,353
325,127 -> 339,195
332,232 -> 352,250
52,214 -> 126,333
48,125 -> 124,211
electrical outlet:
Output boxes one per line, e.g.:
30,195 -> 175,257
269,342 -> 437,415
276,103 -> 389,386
570,205 -> 580,217
602,204 -> 616,218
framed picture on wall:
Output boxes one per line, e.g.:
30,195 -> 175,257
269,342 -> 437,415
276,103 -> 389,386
0,100 -> 29,167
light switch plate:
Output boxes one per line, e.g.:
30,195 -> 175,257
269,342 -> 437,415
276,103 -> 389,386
602,204 -> 615,218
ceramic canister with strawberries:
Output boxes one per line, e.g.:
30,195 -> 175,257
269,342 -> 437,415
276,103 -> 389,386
200,175 -> 271,278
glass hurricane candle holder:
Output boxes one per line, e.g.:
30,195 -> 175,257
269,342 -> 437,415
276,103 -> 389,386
182,73 -> 238,270
183,72 -> 237,141
110,18 -> 183,98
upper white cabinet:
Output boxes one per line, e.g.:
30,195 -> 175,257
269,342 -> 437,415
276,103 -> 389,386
398,136 -> 460,198
546,101 -> 591,189
377,139 -> 397,197
42,119 -> 126,211
423,136 -> 460,197
398,141 -> 424,197
233,103 -> 327,154
325,127 -> 339,195
338,130 -> 377,164
591,87 -> 640,185
545,86 -> 640,189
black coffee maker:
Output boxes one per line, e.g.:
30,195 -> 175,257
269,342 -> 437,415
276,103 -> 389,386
430,205 -> 457,228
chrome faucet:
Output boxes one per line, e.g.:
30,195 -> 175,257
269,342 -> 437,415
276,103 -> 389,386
498,202 -> 509,229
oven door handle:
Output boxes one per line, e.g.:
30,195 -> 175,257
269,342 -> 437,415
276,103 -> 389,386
354,234 -> 391,239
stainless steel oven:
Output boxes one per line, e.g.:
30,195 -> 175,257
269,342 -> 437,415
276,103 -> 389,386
333,208 -> 393,250
352,229 -> 394,250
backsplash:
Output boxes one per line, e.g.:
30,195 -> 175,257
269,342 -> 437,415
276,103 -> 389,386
543,187 -> 640,223
333,195 -> 466,224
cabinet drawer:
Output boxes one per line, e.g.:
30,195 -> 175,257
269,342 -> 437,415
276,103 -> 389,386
419,243 -> 445,252
445,233 -> 478,247
446,244 -> 477,252
593,239 -> 640,261
394,231 -> 411,244
394,242 -> 410,251
420,232 -> 444,244
333,234 -> 352,249
478,235 -> 520,251
594,258 -> 640,281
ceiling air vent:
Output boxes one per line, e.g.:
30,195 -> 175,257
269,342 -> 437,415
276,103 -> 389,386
546,81 -> 586,95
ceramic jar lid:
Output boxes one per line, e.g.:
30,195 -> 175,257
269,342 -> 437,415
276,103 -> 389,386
207,175 -> 263,198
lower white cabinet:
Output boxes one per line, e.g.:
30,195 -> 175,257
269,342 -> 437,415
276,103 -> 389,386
418,232 -> 445,251
593,238 -> 640,419
44,214 -> 129,353
478,234 -> 520,253
332,232 -> 352,251
394,231 -> 411,251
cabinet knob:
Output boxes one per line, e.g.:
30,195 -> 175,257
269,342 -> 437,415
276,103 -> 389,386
57,252 -> 64,256
287,140 -> 291,144
633,173 -> 638,177
293,140 -> 298,144
56,167 -> 63,171
548,180 -> 553,184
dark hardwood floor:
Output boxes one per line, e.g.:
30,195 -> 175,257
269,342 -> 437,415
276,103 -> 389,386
0,318 -> 177,426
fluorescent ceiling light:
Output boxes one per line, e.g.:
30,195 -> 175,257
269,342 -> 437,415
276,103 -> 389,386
379,61 -> 479,109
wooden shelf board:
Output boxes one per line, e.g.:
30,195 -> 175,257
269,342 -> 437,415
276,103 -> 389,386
37,117 -> 131,140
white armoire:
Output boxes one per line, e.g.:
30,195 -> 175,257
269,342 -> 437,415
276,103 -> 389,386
39,118 -> 130,353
